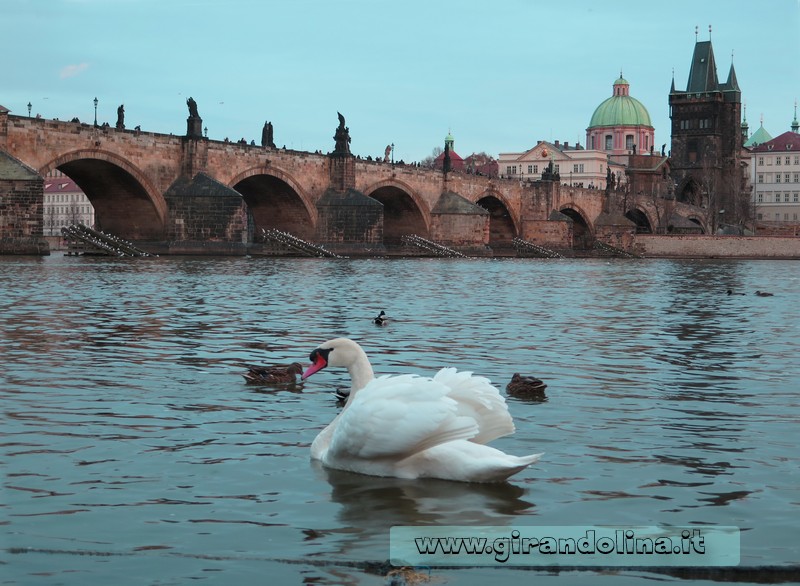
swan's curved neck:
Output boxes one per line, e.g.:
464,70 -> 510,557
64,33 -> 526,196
347,348 -> 374,395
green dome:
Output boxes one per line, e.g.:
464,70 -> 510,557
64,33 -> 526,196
588,76 -> 652,129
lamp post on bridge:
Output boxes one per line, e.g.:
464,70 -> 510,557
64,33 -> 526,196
391,143 -> 395,168
27,102 -> 32,117
93,97 -> 98,127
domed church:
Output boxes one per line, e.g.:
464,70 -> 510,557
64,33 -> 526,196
586,74 -> 655,156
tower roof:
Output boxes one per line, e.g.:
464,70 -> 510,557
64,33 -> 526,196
588,75 -> 653,129
686,40 -> 719,93
744,123 -> 773,148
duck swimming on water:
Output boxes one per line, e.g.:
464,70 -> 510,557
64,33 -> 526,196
301,337 -> 542,483
506,373 -> 547,399
242,362 -> 304,384
373,310 -> 388,325
755,290 -> 774,297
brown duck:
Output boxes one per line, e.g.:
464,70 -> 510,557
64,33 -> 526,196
243,362 -> 304,384
506,373 -> 547,398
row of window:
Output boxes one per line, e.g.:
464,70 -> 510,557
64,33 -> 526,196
756,192 -> 800,203
678,119 -> 713,130
45,193 -> 91,203
45,206 -> 94,215
756,213 -> 800,221
506,164 -> 562,175
757,156 -> 800,166
44,217 -> 94,227
757,173 -> 800,183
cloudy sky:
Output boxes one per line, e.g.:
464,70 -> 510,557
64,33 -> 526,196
5,0 -> 799,162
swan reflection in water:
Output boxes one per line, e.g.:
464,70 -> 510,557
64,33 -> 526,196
308,460 -> 536,554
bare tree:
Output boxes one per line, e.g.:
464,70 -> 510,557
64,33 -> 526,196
419,146 -> 443,169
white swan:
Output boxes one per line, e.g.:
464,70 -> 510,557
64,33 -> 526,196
301,338 -> 542,483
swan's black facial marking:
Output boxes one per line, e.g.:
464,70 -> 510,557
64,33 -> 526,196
309,347 -> 332,364
302,347 -> 332,380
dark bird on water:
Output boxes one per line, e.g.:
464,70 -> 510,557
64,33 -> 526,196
242,362 -> 304,384
506,373 -> 548,399
373,310 -> 388,325
726,289 -> 746,296
755,290 -> 774,297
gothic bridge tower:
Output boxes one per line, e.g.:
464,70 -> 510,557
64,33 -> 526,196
669,28 -> 746,230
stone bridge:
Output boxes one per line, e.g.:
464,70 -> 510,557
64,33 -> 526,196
0,109 -> 705,255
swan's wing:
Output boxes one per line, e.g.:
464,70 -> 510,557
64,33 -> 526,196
433,368 -> 515,444
328,374 -> 479,460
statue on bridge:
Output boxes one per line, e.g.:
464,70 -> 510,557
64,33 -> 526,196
186,97 -> 202,138
116,104 -> 125,130
332,112 -> 351,155
187,97 -> 200,119
261,121 -> 275,148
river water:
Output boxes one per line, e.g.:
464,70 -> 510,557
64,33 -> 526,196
2,255 -> 799,585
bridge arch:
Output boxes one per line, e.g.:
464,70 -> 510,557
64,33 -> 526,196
625,207 -> 654,233
40,149 -> 167,240
558,203 -> 594,249
229,165 -> 317,240
475,189 -> 518,248
364,179 -> 429,244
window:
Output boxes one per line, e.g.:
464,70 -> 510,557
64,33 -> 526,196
605,135 -> 612,150
554,164 -> 560,173
758,174 -> 764,183
776,213 -> 781,220
505,166 -> 512,175
776,194 -> 781,202
533,165 -> 538,174
794,173 -> 800,183
758,193 -> 763,203
776,156 -> 781,166
786,174 -> 791,183
794,193 -> 799,203
785,213 -> 790,221
777,174 -> 781,183
512,165 -> 517,175
795,156 -> 799,165
757,213 -> 763,220
758,156 -> 764,165
579,164 -> 584,173
785,193 -> 791,202
527,165 -> 533,174
786,156 -> 791,165
625,135 -> 634,150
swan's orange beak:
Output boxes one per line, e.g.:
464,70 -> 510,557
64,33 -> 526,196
302,349 -> 328,380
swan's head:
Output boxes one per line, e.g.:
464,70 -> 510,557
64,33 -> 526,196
302,338 -> 366,380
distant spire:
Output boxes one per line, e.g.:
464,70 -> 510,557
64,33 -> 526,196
695,25 -> 698,41
792,100 -> 799,133
709,24 -> 712,40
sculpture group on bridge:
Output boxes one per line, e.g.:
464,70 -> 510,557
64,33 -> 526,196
333,112 -> 351,155
187,97 -> 200,119
262,121 -> 275,148
116,104 -> 125,130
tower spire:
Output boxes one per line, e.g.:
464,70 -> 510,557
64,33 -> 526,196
792,100 -> 799,133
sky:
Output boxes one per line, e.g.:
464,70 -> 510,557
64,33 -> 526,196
5,0 -> 800,164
